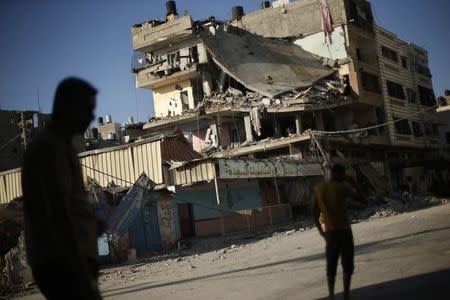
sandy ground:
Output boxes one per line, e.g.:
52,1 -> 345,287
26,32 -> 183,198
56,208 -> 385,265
16,203 -> 450,300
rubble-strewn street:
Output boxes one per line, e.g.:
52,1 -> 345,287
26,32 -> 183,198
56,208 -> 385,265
15,201 -> 450,300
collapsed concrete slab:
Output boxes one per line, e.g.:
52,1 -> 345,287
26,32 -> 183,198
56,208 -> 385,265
200,26 -> 335,98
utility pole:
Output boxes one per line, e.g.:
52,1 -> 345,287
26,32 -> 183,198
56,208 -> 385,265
37,88 -> 41,112
18,112 -> 32,149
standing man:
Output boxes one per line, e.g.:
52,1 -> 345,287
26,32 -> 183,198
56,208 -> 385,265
312,164 -> 358,300
22,78 -> 102,299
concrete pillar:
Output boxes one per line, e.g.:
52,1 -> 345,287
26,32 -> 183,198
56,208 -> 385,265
244,115 -> 253,142
210,124 -> 219,147
202,71 -> 213,96
315,112 -> 325,131
295,113 -> 303,134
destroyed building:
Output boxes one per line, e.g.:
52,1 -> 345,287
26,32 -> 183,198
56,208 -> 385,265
0,0 -> 448,264
131,0 -> 444,194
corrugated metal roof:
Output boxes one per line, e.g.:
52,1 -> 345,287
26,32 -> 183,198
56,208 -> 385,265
0,168 -> 22,205
161,133 -> 203,162
173,160 -> 216,186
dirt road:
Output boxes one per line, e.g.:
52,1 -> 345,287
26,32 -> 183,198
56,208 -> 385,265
18,203 -> 450,300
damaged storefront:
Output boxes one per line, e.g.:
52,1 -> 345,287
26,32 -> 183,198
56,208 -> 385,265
169,158 -> 324,238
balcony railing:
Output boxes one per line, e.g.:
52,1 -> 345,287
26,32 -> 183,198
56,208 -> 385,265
131,16 -> 194,52
136,65 -> 198,89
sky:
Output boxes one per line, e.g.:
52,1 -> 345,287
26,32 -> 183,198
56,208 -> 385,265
0,0 -> 449,124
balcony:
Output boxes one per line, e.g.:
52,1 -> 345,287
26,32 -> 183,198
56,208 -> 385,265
131,15 -> 194,52
136,64 -> 198,89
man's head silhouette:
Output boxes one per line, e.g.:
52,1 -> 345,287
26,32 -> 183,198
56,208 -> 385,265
52,77 -> 97,136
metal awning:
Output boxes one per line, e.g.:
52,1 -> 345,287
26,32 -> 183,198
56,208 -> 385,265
170,158 -> 324,186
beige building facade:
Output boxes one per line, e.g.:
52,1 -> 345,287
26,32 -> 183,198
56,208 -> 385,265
127,0 -> 446,193
375,25 -> 440,148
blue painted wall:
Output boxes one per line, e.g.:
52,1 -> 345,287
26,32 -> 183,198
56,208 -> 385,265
129,195 -> 162,253
172,180 -> 262,239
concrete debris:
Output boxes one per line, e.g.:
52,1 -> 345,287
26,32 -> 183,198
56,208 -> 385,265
351,195 -> 449,222
227,87 -> 243,97
285,229 -> 296,235
201,73 -> 348,111
0,232 -> 33,292
319,56 -> 351,68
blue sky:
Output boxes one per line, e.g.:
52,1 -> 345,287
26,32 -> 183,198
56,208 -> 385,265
0,0 -> 449,124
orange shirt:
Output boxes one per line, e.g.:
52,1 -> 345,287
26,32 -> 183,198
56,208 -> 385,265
314,181 -> 352,232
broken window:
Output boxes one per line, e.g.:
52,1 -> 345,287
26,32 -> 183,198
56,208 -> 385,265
347,0 -> 374,31
189,46 -> 199,64
415,64 -> 432,77
412,56 -> 432,78
387,81 -> 405,99
230,128 -> 243,146
381,47 -> 398,62
167,51 -> 181,66
412,121 -> 423,137
417,85 -> 436,107
361,71 -> 380,93
401,56 -> 408,68
394,118 -> 411,135
375,107 -> 385,135
406,88 -> 416,104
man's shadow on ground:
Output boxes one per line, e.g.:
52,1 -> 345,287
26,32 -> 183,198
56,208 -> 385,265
315,269 -> 450,300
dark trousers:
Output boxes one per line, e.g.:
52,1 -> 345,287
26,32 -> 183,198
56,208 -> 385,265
325,228 -> 354,277
32,260 -> 101,300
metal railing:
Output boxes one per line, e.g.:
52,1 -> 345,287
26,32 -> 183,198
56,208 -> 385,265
222,204 -> 291,235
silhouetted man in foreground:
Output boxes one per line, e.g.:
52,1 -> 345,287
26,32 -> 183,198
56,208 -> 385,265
22,78 -> 102,299
312,164 -> 359,300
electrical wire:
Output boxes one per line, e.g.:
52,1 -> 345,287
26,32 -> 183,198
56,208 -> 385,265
80,163 -> 251,217
0,134 -> 20,150
310,104 -> 438,136
79,104 -> 439,216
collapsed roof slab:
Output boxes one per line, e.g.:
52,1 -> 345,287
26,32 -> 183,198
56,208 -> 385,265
200,27 -> 334,98
143,105 -> 250,130
266,97 -> 355,113
211,133 -> 312,158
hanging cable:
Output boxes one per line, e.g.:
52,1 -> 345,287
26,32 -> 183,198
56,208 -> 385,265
310,104 -> 438,136
0,134 -> 20,150
80,163 -> 251,217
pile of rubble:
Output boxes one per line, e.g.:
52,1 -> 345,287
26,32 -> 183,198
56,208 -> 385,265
0,232 -> 33,294
202,73 -> 351,111
0,198 -> 34,296
351,195 -> 449,222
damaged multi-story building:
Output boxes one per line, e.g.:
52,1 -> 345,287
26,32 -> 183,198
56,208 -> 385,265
1,0 -> 448,261
131,0 -> 445,196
